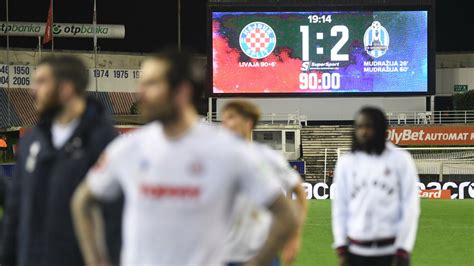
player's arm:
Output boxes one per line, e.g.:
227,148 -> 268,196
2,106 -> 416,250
282,173 -> 307,265
0,156 -> 23,265
292,180 -> 308,220
269,152 -> 307,221
393,153 -> 421,266
246,195 -> 298,266
236,146 -> 298,266
331,159 -> 350,266
71,148 -> 123,266
282,169 -> 308,221
71,182 -> 109,266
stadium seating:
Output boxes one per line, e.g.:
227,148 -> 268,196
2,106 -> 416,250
301,125 -> 352,182
0,88 -> 23,127
0,88 -> 138,128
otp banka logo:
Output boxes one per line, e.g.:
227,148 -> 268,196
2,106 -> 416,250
364,21 -> 390,58
239,22 -> 276,59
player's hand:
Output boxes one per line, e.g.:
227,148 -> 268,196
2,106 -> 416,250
392,249 -> 410,266
281,235 -> 301,265
338,256 -> 349,266
86,260 -> 111,266
336,246 -> 349,266
243,260 -> 260,266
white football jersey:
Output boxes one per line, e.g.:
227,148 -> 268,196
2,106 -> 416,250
332,142 -> 420,256
87,122 -> 281,266
223,142 -> 301,262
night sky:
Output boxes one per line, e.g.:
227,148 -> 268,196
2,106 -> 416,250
0,0 -> 472,54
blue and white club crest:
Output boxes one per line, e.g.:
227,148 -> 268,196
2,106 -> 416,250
364,21 -> 390,58
239,22 -> 276,59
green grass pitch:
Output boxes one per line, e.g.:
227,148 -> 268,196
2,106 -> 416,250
293,200 -> 474,266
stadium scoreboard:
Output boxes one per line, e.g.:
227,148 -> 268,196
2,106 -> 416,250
209,5 -> 434,97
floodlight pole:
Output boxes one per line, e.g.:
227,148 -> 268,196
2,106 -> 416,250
208,97 -> 213,123
93,0 -> 98,96
6,0 -> 11,126
51,0 -> 54,55
178,0 -> 181,51
38,36 -> 42,60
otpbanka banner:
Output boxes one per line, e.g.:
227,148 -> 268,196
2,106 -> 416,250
386,126 -> 474,146
0,22 -> 124,39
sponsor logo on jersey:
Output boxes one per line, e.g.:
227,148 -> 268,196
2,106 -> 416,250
190,160 -> 204,176
140,184 -> 201,199
139,159 -> 150,171
92,153 -> 107,172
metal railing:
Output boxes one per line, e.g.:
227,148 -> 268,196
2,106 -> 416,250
206,110 -> 474,125
207,111 -> 308,125
337,147 -> 474,182
305,147 -> 474,182
385,110 -> 474,125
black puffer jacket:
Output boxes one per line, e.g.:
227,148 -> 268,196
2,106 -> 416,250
0,98 -> 122,266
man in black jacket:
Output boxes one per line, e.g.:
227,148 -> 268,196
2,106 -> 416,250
0,55 -> 122,266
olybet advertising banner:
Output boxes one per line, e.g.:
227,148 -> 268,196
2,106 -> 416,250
387,126 -> 474,146
302,180 -> 474,200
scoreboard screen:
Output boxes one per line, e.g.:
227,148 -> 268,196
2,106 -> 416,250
209,6 -> 433,96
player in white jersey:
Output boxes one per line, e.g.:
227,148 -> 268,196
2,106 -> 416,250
71,49 -> 298,266
221,100 -> 308,266
332,107 -> 420,266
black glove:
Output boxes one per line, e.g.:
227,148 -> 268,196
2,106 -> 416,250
392,249 -> 410,266
336,246 -> 349,266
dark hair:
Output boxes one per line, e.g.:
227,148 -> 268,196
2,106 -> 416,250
222,100 -> 261,129
148,48 -> 204,106
351,106 -> 387,155
38,55 -> 89,95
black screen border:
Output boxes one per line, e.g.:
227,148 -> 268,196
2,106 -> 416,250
207,3 -> 435,98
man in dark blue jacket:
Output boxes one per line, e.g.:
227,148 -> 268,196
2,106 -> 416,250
0,55 -> 122,266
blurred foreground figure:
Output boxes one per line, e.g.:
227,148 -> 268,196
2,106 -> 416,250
72,49 -> 298,266
332,107 -> 420,266
221,100 -> 307,266
0,56 -> 122,266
